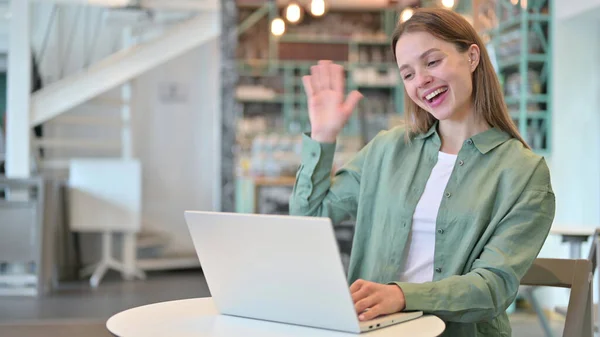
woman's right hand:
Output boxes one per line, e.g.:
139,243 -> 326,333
302,60 -> 363,143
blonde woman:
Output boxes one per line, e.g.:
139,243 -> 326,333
290,8 -> 555,337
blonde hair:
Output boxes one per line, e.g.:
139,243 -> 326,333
391,8 -> 530,149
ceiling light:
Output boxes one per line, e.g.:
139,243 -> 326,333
400,7 -> 414,23
285,2 -> 303,24
271,17 -> 286,36
310,0 -> 327,17
441,0 -> 455,9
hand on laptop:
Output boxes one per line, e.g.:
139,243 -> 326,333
350,279 -> 406,321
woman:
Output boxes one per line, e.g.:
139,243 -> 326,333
289,8 -> 555,337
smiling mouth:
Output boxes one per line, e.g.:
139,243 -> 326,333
424,87 -> 448,103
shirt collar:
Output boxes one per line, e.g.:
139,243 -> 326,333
414,121 -> 438,140
414,121 -> 512,154
470,127 -> 512,154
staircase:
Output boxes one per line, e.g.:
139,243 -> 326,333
31,11 -> 219,127
2,1 -> 219,291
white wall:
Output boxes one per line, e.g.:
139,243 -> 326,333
536,9 -> 600,308
556,0 -> 600,20
549,15 -> 600,228
132,38 -> 221,254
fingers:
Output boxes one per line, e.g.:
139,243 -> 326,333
318,60 -> 333,90
359,304 -> 383,321
355,294 -> 378,315
351,286 -> 369,305
350,279 -> 372,314
349,279 -> 365,293
341,90 -> 364,116
330,63 -> 344,94
310,60 -> 335,92
302,76 -> 314,97
310,66 -> 321,92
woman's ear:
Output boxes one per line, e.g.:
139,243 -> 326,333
467,44 -> 480,72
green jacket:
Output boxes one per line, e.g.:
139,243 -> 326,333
289,123 -> 555,337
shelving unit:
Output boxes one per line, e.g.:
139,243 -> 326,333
236,5 -> 404,141
234,1 -> 544,213
478,0 -> 552,154
234,4 -> 404,214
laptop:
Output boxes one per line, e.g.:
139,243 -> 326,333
184,211 -> 423,333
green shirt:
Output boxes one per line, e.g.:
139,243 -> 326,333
289,122 -> 555,337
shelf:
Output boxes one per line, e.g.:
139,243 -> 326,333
251,175 -> 297,186
236,95 -> 286,103
497,53 -> 547,70
504,94 -> 548,105
237,94 -> 310,104
238,60 -> 397,72
350,63 -> 397,70
237,59 -> 277,74
354,83 -> 398,89
485,0 -> 552,155
510,110 -> 549,119
235,8 -> 418,141
279,35 -> 389,45
489,13 -> 550,34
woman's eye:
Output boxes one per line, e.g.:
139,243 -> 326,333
427,60 -> 440,67
403,73 -> 414,80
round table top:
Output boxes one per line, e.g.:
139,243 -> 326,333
550,226 -> 597,237
107,297 -> 446,337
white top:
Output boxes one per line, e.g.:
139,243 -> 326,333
399,151 -> 457,283
550,226 -> 596,237
106,297 -> 446,337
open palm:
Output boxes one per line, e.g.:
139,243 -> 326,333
302,60 -> 363,143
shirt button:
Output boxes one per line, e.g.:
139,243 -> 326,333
437,229 -> 444,234
458,160 -> 464,166
467,139 -> 473,145
311,152 -> 317,157
435,267 -> 442,273
445,192 -> 451,198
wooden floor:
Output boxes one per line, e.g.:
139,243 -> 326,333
0,269 -> 565,337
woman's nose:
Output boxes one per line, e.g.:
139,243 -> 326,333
416,71 -> 433,88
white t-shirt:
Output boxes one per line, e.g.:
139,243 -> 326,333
398,151 -> 457,283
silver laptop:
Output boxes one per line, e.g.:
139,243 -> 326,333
184,211 -> 423,333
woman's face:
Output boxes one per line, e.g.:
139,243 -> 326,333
395,31 -> 477,122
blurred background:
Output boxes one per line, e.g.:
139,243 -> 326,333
0,0 -> 598,336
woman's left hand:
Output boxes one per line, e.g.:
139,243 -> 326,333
350,279 -> 406,321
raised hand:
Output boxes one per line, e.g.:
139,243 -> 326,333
302,60 -> 363,143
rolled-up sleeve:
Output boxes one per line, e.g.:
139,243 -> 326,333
289,133 -> 369,225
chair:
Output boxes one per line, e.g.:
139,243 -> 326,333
587,229 -> 600,331
554,229 -> 600,330
521,258 -> 594,337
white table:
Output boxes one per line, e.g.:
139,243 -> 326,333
550,226 -> 597,259
106,297 -> 446,337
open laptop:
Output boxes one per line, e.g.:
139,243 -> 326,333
184,211 -> 423,333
